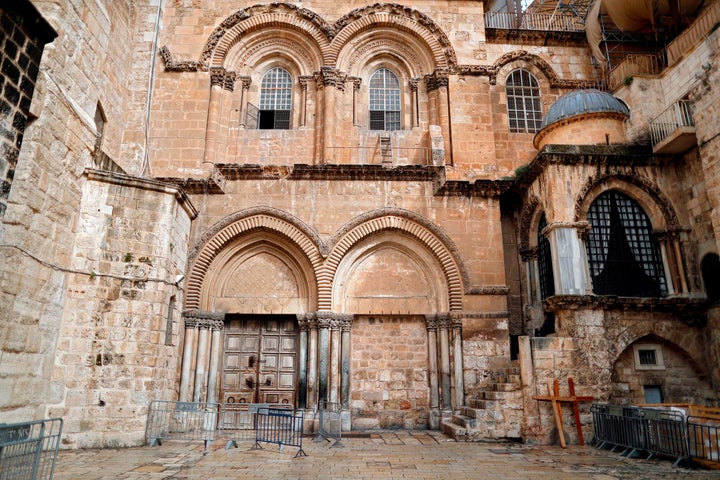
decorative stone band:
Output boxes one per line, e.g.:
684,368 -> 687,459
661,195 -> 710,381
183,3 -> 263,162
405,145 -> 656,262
183,310 -> 225,330
316,310 -> 354,330
541,221 -> 591,239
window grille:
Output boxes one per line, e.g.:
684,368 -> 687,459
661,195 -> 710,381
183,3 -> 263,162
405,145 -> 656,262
258,67 -> 292,129
506,69 -> 542,133
638,349 -> 657,365
369,68 -> 401,131
586,190 -> 667,297
537,213 -> 555,299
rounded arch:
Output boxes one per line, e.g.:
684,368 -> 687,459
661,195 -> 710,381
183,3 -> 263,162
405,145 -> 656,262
491,50 -> 579,88
329,3 -> 456,71
519,194 -> 544,253
574,174 -> 680,229
320,209 -> 467,311
185,207 -> 325,311
225,27 -> 323,75
200,4 -> 332,69
612,328 -> 706,381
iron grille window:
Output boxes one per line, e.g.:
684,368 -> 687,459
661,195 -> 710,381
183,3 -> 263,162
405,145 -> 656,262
258,67 -> 292,129
586,190 -> 667,297
638,349 -> 657,366
369,68 -> 401,131
506,69 -> 542,133
537,213 -> 555,299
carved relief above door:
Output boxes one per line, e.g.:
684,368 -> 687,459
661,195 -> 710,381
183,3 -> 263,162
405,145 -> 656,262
222,315 -> 298,405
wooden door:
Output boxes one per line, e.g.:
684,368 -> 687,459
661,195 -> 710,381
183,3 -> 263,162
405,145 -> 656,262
222,316 -> 298,405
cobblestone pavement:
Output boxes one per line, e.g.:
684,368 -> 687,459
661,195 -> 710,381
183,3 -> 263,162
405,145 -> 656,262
54,431 -> 720,480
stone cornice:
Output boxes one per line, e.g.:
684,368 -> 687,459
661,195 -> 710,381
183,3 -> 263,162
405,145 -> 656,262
543,295 -> 708,327
434,179 -> 512,198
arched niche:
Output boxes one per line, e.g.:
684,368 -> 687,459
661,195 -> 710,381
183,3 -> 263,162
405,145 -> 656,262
202,232 -> 317,314
333,231 -> 448,314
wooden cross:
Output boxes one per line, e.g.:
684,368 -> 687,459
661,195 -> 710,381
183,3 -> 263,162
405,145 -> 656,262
532,377 -> 594,448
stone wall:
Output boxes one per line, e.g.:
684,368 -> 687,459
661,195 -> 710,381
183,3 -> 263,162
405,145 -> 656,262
45,172 -> 194,448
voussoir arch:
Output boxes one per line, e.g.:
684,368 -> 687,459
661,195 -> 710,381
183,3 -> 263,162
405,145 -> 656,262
185,207 -> 325,310
319,209 -> 466,311
201,4 -> 333,68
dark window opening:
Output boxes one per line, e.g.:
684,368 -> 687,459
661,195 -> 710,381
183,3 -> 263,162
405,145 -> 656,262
587,190 -> 667,297
638,349 -> 657,365
538,213 -> 555,299
701,253 -> 720,302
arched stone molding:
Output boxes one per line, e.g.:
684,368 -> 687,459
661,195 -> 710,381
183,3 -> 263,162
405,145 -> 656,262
200,4 -> 333,70
574,174 -> 681,230
489,50 -> 595,89
519,194 -> 543,255
224,29 -> 323,76
329,3 -> 456,71
321,208 -> 466,312
185,207 -> 325,311
611,327 -> 706,377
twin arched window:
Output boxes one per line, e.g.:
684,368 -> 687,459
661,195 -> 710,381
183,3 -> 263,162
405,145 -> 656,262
506,69 -> 542,134
254,67 -> 402,131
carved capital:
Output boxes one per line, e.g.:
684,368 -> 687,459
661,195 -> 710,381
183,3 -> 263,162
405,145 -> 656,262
425,72 -> 449,92
316,67 -> 347,91
425,314 -> 438,331
299,75 -> 313,91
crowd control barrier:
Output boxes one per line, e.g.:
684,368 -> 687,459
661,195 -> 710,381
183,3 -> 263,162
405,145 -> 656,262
0,418 -> 63,480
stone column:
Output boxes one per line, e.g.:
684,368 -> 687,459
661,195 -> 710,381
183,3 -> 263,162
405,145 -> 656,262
317,312 -> 331,402
425,72 -> 451,166
351,77 -> 361,127
438,314 -> 452,413
206,319 -> 224,404
340,318 -> 352,408
425,315 -> 440,429
329,319 -> 342,404
299,76 -> 313,128
306,314 -> 319,409
237,77 -> 251,128
450,314 -> 464,410
203,68 -> 225,164
316,67 -> 347,163
179,320 -> 197,402
410,78 -> 419,128
180,311 -> 225,403
297,314 -> 310,409
546,222 -> 591,295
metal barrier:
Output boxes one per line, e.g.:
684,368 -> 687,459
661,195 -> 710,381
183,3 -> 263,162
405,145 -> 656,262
591,404 -> 688,467
0,418 -> 63,480
145,401 -> 219,452
687,416 -> 720,468
251,408 -> 306,458
219,403 -> 293,449
314,401 -> 343,448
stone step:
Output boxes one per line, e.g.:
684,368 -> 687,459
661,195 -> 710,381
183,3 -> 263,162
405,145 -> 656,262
451,413 -> 477,429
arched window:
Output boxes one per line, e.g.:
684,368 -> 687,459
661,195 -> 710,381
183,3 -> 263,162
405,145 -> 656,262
701,253 -> 720,302
537,213 -> 555,299
506,69 -> 542,133
258,67 -> 292,129
369,68 -> 401,131
586,190 -> 667,297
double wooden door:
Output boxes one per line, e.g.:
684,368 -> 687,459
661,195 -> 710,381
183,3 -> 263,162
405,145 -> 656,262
222,316 -> 298,405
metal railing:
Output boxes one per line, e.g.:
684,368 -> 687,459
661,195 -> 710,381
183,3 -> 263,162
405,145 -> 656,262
687,415 -> 720,467
591,404 -> 688,466
250,407 -> 306,458
314,401 -> 343,448
0,418 -> 63,480
220,402 -> 293,448
649,99 -> 695,147
608,54 -> 663,91
484,12 -> 584,32
145,401 -> 220,452
324,146 -> 431,166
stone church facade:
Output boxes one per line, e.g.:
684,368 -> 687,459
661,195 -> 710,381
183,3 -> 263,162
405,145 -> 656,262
1,0 -> 719,448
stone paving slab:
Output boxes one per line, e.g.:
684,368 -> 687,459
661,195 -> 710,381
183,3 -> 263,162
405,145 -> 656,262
53,431 -> 720,480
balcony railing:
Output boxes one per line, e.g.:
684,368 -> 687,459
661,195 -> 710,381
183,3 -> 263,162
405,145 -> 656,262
608,54 -> 663,91
649,99 -> 697,153
324,146 -> 433,166
484,12 -> 584,32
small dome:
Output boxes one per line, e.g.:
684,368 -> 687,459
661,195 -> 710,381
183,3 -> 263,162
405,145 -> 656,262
541,89 -> 629,129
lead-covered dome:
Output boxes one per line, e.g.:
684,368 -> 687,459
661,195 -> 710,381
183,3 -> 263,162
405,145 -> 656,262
534,89 -> 630,149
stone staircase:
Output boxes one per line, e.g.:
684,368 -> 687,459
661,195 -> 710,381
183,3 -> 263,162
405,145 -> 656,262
441,364 -> 524,441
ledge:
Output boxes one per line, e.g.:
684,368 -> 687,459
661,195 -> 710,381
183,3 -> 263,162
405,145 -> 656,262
543,294 -> 708,326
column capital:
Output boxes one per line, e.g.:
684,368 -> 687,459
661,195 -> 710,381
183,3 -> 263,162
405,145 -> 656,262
299,75 -> 313,91
183,310 -> 225,330
315,67 -> 347,91
437,313 -> 451,329
425,70 -> 449,92
425,314 -> 438,331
